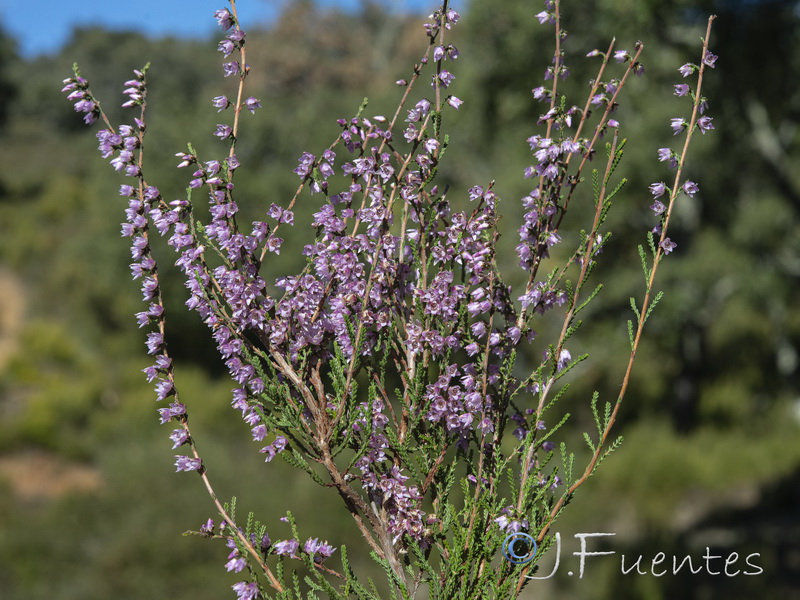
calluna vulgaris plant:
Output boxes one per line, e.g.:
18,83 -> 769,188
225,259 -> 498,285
63,1 -> 717,598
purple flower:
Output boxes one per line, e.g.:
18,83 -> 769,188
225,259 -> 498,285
73,98 -> 96,114
303,538 -> 336,562
225,555 -> 247,573
217,39 -> 235,57
293,151 -> 315,178
703,51 -> 718,68
682,180 -> 699,197
176,152 -> 195,168
170,428 -> 189,448
200,519 -> 214,534
650,200 -> 666,215
408,98 -> 431,122
678,63 -> 695,78
541,163 -> 558,180
444,8 -> 460,28
251,424 -> 267,441
244,97 -> 261,113
61,76 -> 85,93
542,441 -> 556,452
697,115 -> 714,133
657,147 -> 678,169
274,539 -> 299,557
174,455 -> 202,472
674,84 -> 689,97
557,349 -> 571,372
268,203 -> 285,222
232,582 -> 259,600
531,86 -> 549,101
437,70 -> 455,88
447,96 -> 463,109
155,379 -> 174,400
433,45 -> 458,62
214,124 -> 233,139
649,182 -> 666,198
494,514 -> 510,531
110,150 -> 133,172
212,95 -> 230,111
260,534 -> 271,551
158,401 -> 186,424
494,506 -> 528,533
205,159 -> 221,175
141,276 -> 158,300
121,84 -> 143,107
214,9 -> 234,30
260,436 -> 288,462
659,238 -> 677,254
671,118 -> 687,135
223,61 -> 240,77
146,332 -> 164,355
613,50 -> 630,63
423,138 -> 439,154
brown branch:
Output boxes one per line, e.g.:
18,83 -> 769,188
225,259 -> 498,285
515,14 -> 717,593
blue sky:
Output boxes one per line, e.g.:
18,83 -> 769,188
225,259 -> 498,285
1,0 -> 434,58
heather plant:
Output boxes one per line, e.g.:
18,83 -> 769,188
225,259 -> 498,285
62,1 -> 716,598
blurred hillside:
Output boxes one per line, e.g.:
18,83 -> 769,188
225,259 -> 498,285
0,0 -> 798,599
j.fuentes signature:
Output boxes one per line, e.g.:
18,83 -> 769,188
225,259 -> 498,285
502,532 -> 763,578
